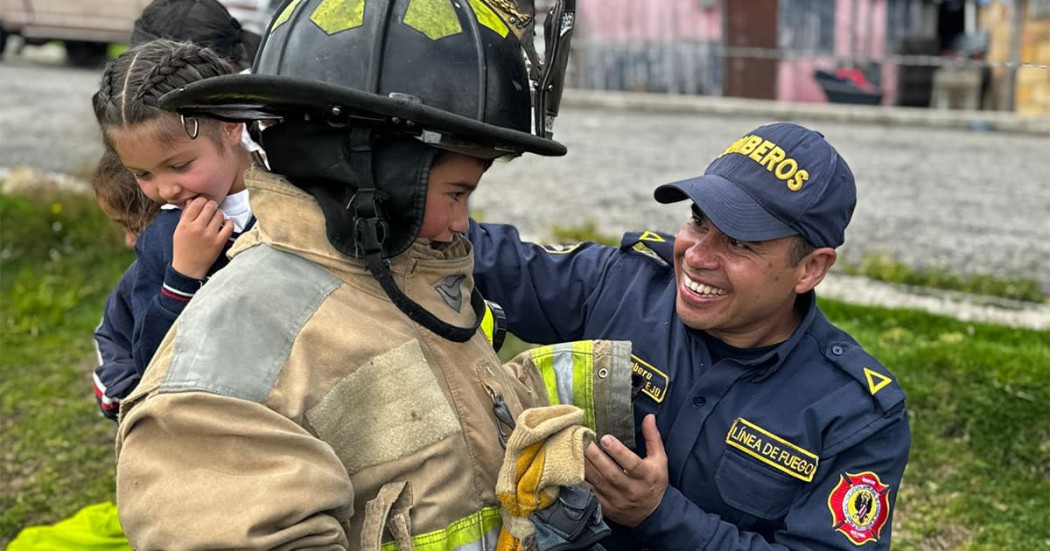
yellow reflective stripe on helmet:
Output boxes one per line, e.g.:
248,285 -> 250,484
310,0 -> 365,35
270,0 -> 303,32
466,0 -> 509,38
532,345 -> 562,406
404,0 -> 463,40
571,340 -> 596,430
480,303 -> 495,345
380,506 -> 502,551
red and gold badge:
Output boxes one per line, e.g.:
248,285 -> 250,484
827,471 -> 891,545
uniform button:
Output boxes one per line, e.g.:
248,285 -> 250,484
831,345 -> 844,356
693,395 -> 706,406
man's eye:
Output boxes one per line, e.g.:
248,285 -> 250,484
728,238 -> 750,250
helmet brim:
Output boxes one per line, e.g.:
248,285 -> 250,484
158,73 -> 567,158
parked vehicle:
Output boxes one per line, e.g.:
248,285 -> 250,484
0,0 -> 151,65
0,0 -> 280,66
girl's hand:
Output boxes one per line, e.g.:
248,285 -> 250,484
171,197 -> 235,280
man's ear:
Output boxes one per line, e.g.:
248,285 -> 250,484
794,248 -> 837,294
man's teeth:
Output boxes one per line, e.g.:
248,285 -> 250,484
684,274 -> 725,296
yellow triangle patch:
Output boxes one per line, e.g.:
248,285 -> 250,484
639,231 -> 665,242
863,367 -> 892,395
310,0 -> 365,35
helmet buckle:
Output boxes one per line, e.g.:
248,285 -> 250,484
347,189 -> 388,257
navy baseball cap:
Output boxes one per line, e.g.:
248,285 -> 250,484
654,122 -> 856,248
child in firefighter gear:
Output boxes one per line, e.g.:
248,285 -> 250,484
113,0 -> 633,549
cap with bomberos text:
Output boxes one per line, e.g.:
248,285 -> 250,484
654,122 -> 856,248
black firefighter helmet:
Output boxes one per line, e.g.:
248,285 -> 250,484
158,0 -> 576,341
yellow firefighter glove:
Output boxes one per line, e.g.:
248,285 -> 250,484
495,404 -> 595,551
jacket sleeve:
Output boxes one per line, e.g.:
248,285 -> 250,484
92,263 -> 140,421
631,413 -> 910,550
130,215 -> 204,376
502,340 -> 636,449
116,389 -> 355,549
468,221 -> 619,344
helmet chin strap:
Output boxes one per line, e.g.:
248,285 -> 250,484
345,128 -> 485,343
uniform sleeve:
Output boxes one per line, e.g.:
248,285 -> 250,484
130,220 -> 203,377
631,413 -> 910,550
116,390 -> 355,549
92,265 -> 139,421
501,340 -> 637,448
468,221 -> 619,344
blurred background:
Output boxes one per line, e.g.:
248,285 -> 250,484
0,0 -> 1047,549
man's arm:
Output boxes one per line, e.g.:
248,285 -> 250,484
590,413 -> 910,550
117,390 -> 355,549
468,221 -> 618,344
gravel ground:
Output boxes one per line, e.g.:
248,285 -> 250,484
1,45 -> 1047,329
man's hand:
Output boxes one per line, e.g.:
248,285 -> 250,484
171,197 -> 234,280
584,414 -> 668,527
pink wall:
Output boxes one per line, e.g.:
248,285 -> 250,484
777,0 -> 896,105
577,0 -> 721,42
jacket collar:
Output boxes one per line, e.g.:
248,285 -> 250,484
231,166 -> 480,329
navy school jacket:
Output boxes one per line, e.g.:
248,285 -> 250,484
93,209 -> 253,420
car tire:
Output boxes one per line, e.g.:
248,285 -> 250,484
65,41 -> 109,68
0,27 -> 8,58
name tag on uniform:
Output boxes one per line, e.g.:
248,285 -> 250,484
725,418 -> 819,482
630,354 -> 668,403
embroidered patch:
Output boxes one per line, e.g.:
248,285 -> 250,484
631,242 -> 668,266
638,231 -> 666,242
827,471 -> 891,546
542,243 -> 582,255
725,418 -> 819,482
863,367 -> 892,395
630,354 -> 668,403
435,274 -> 466,312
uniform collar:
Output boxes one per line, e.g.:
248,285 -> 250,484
688,291 -> 819,378
745,291 -> 819,381
230,166 -> 479,329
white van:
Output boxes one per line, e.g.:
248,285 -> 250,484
0,0 -> 280,66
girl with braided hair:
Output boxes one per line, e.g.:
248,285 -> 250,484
91,38 -> 255,409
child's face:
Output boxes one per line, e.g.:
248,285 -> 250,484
97,198 -> 139,248
109,118 -> 246,208
419,152 -> 486,243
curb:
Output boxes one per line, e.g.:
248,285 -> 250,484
561,89 -> 1050,135
819,273 -> 1050,330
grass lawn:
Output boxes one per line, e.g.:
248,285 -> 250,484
2,188 -> 1047,549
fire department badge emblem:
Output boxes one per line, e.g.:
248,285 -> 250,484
827,471 -> 891,545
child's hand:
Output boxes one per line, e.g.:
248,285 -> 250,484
171,197 -> 235,280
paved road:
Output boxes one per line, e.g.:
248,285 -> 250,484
2,51 -> 1048,293
478,111 -> 1050,294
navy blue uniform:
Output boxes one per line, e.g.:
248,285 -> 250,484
468,221 -> 910,550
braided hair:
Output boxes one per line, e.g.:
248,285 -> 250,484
92,39 -> 236,146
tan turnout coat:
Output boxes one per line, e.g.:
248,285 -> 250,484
115,167 -> 633,550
